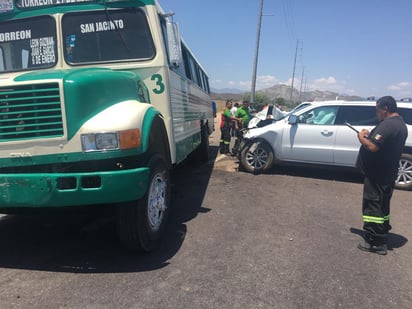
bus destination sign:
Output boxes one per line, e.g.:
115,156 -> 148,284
16,0 -> 96,9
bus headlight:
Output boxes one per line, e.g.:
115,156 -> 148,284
96,133 -> 118,149
81,129 -> 140,152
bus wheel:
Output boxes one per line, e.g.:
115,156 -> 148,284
116,155 -> 170,252
190,123 -> 210,163
198,124 -> 210,162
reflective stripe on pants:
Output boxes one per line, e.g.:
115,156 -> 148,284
362,177 -> 393,245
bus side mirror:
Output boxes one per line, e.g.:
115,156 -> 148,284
288,114 -> 298,125
166,20 -> 182,67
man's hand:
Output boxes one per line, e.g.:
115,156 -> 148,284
358,129 -> 370,139
358,129 -> 379,152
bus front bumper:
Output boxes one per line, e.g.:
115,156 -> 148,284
0,168 -> 150,208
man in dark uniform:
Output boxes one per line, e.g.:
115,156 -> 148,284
356,96 -> 408,255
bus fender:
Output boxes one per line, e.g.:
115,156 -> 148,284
140,109 -> 171,168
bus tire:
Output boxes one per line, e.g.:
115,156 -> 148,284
198,123 -> 210,162
189,123 -> 210,164
116,154 -> 170,252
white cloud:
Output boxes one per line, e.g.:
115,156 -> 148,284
256,75 -> 279,89
311,76 -> 338,89
388,82 -> 412,91
279,77 -> 301,87
387,82 -> 412,98
211,75 -> 279,91
307,76 -> 356,95
239,80 -> 251,89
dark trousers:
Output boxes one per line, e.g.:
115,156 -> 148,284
219,126 -> 231,154
231,129 -> 243,156
362,177 -> 394,245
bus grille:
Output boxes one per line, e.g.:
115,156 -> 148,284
0,83 -> 64,141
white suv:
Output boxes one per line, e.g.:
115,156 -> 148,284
239,100 -> 412,190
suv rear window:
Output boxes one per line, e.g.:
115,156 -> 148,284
399,108 -> 412,125
335,106 -> 378,125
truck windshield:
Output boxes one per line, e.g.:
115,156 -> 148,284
62,8 -> 155,64
0,16 -> 57,73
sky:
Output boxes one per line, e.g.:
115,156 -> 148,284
159,0 -> 412,99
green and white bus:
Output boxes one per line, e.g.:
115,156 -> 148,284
0,0 -> 213,251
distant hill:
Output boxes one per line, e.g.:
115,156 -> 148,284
211,84 -> 364,103
260,84 -> 364,102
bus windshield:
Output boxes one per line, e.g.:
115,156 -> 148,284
62,8 -> 155,64
0,15 -> 57,72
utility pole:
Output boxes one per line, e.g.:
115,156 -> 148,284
299,66 -> 305,102
290,39 -> 298,103
251,0 -> 263,104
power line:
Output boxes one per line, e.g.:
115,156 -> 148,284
281,0 -> 297,44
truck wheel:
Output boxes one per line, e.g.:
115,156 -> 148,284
395,153 -> 412,190
240,140 -> 274,174
116,155 -> 170,252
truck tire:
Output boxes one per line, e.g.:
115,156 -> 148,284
240,140 -> 274,174
116,154 -> 170,252
395,153 -> 412,190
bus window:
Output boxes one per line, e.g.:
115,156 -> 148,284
62,8 -> 155,64
0,16 -> 57,72
190,58 -> 199,85
181,45 -> 192,80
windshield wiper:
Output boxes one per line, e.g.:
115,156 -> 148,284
102,0 -> 134,57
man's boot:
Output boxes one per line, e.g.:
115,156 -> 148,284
357,239 -> 387,255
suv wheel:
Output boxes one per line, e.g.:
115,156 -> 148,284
240,140 -> 274,173
395,153 -> 412,190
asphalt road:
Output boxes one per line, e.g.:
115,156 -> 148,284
0,125 -> 411,308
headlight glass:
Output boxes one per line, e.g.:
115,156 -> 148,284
81,129 -> 141,152
81,132 -> 118,152
95,133 -> 118,149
